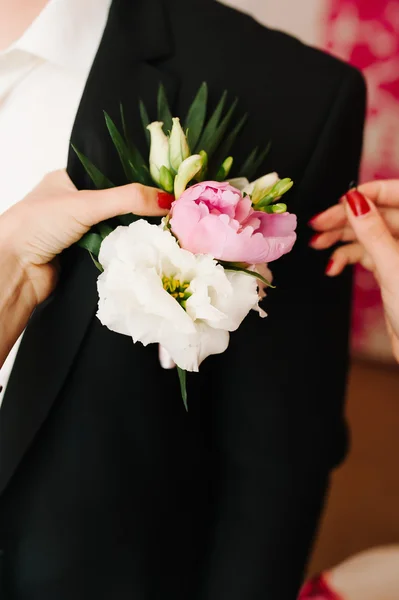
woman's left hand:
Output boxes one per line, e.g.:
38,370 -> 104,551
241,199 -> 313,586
308,180 -> 399,362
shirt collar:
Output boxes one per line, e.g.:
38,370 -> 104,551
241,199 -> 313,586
7,0 -> 112,74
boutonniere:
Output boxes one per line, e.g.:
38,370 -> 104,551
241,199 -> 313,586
73,83 -> 297,408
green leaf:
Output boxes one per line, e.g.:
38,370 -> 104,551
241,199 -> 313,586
139,99 -> 151,147
196,90 -> 227,155
120,103 -> 130,148
98,221 -> 114,239
238,146 -> 258,179
251,140 -> 272,179
89,252 -> 104,272
72,145 -> 114,189
157,83 -> 173,134
215,156 -> 233,182
185,82 -> 208,150
177,367 -> 188,411
206,97 -> 238,160
213,112 -> 248,168
77,232 -> 103,256
104,112 -> 149,185
118,213 -> 139,226
221,262 -> 275,289
104,111 -> 136,181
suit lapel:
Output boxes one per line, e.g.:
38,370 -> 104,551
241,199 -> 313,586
0,0 -> 178,497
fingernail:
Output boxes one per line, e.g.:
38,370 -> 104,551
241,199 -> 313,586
309,233 -> 322,246
298,573 -> 341,599
157,191 -> 174,210
346,190 -> 370,216
308,211 -> 324,226
325,259 -> 334,275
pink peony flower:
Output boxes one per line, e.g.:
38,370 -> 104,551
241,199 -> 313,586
169,181 -> 297,264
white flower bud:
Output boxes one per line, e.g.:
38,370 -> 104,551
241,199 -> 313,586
169,117 -> 190,172
245,172 -> 280,203
174,154 -> 204,199
147,121 -> 171,185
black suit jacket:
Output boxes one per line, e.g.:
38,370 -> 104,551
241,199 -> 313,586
0,0 -> 366,598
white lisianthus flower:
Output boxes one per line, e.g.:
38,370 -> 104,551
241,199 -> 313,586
97,220 -> 260,372
253,263 -> 274,318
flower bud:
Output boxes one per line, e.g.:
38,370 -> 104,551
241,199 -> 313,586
262,203 -> 287,214
174,154 -> 204,198
195,150 -> 208,182
256,179 -> 294,209
147,121 -> 171,185
169,117 -> 190,172
216,156 -> 233,181
159,166 -> 174,193
272,178 -> 294,198
228,177 -> 250,192
246,172 -> 280,202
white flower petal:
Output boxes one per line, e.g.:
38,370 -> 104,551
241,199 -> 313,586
162,322 -> 229,372
213,271 -> 260,331
97,220 -> 259,372
228,177 -> 250,191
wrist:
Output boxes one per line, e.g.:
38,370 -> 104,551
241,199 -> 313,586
1,244 -> 37,309
0,243 -> 37,367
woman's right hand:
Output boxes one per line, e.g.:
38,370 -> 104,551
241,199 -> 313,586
309,180 -> 399,362
0,170 -> 172,368
1,169 -> 172,306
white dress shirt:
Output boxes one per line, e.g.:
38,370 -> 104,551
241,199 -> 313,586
0,0 -> 112,403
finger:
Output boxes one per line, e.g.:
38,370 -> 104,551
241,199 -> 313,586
309,180 -> 399,230
326,242 -> 370,276
309,203 -> 347,231
309,229 -> 344,249
41,169 -> 77,193
358,179 -> 399,208
340,208 -> 399,239
76,183 -> 173,226
345,190 -> 399,281
310,207 -> 399,248
385,316 -> 399,363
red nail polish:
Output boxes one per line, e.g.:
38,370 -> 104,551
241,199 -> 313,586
298,573 -> 342,599
346,190 -> 370,216
309,233 -> 322,246
157,191 -> 174,210
325,259 -> 334,274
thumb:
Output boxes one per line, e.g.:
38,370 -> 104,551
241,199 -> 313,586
345,189 -> 399,280
76,183 -> 173,226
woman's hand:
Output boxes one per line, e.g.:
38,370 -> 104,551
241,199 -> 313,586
1,170 -> 171,305
309,180 -> 399,361
0,170 -> 171,368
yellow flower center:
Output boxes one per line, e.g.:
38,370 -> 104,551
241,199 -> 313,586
162,276 -> 191,306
